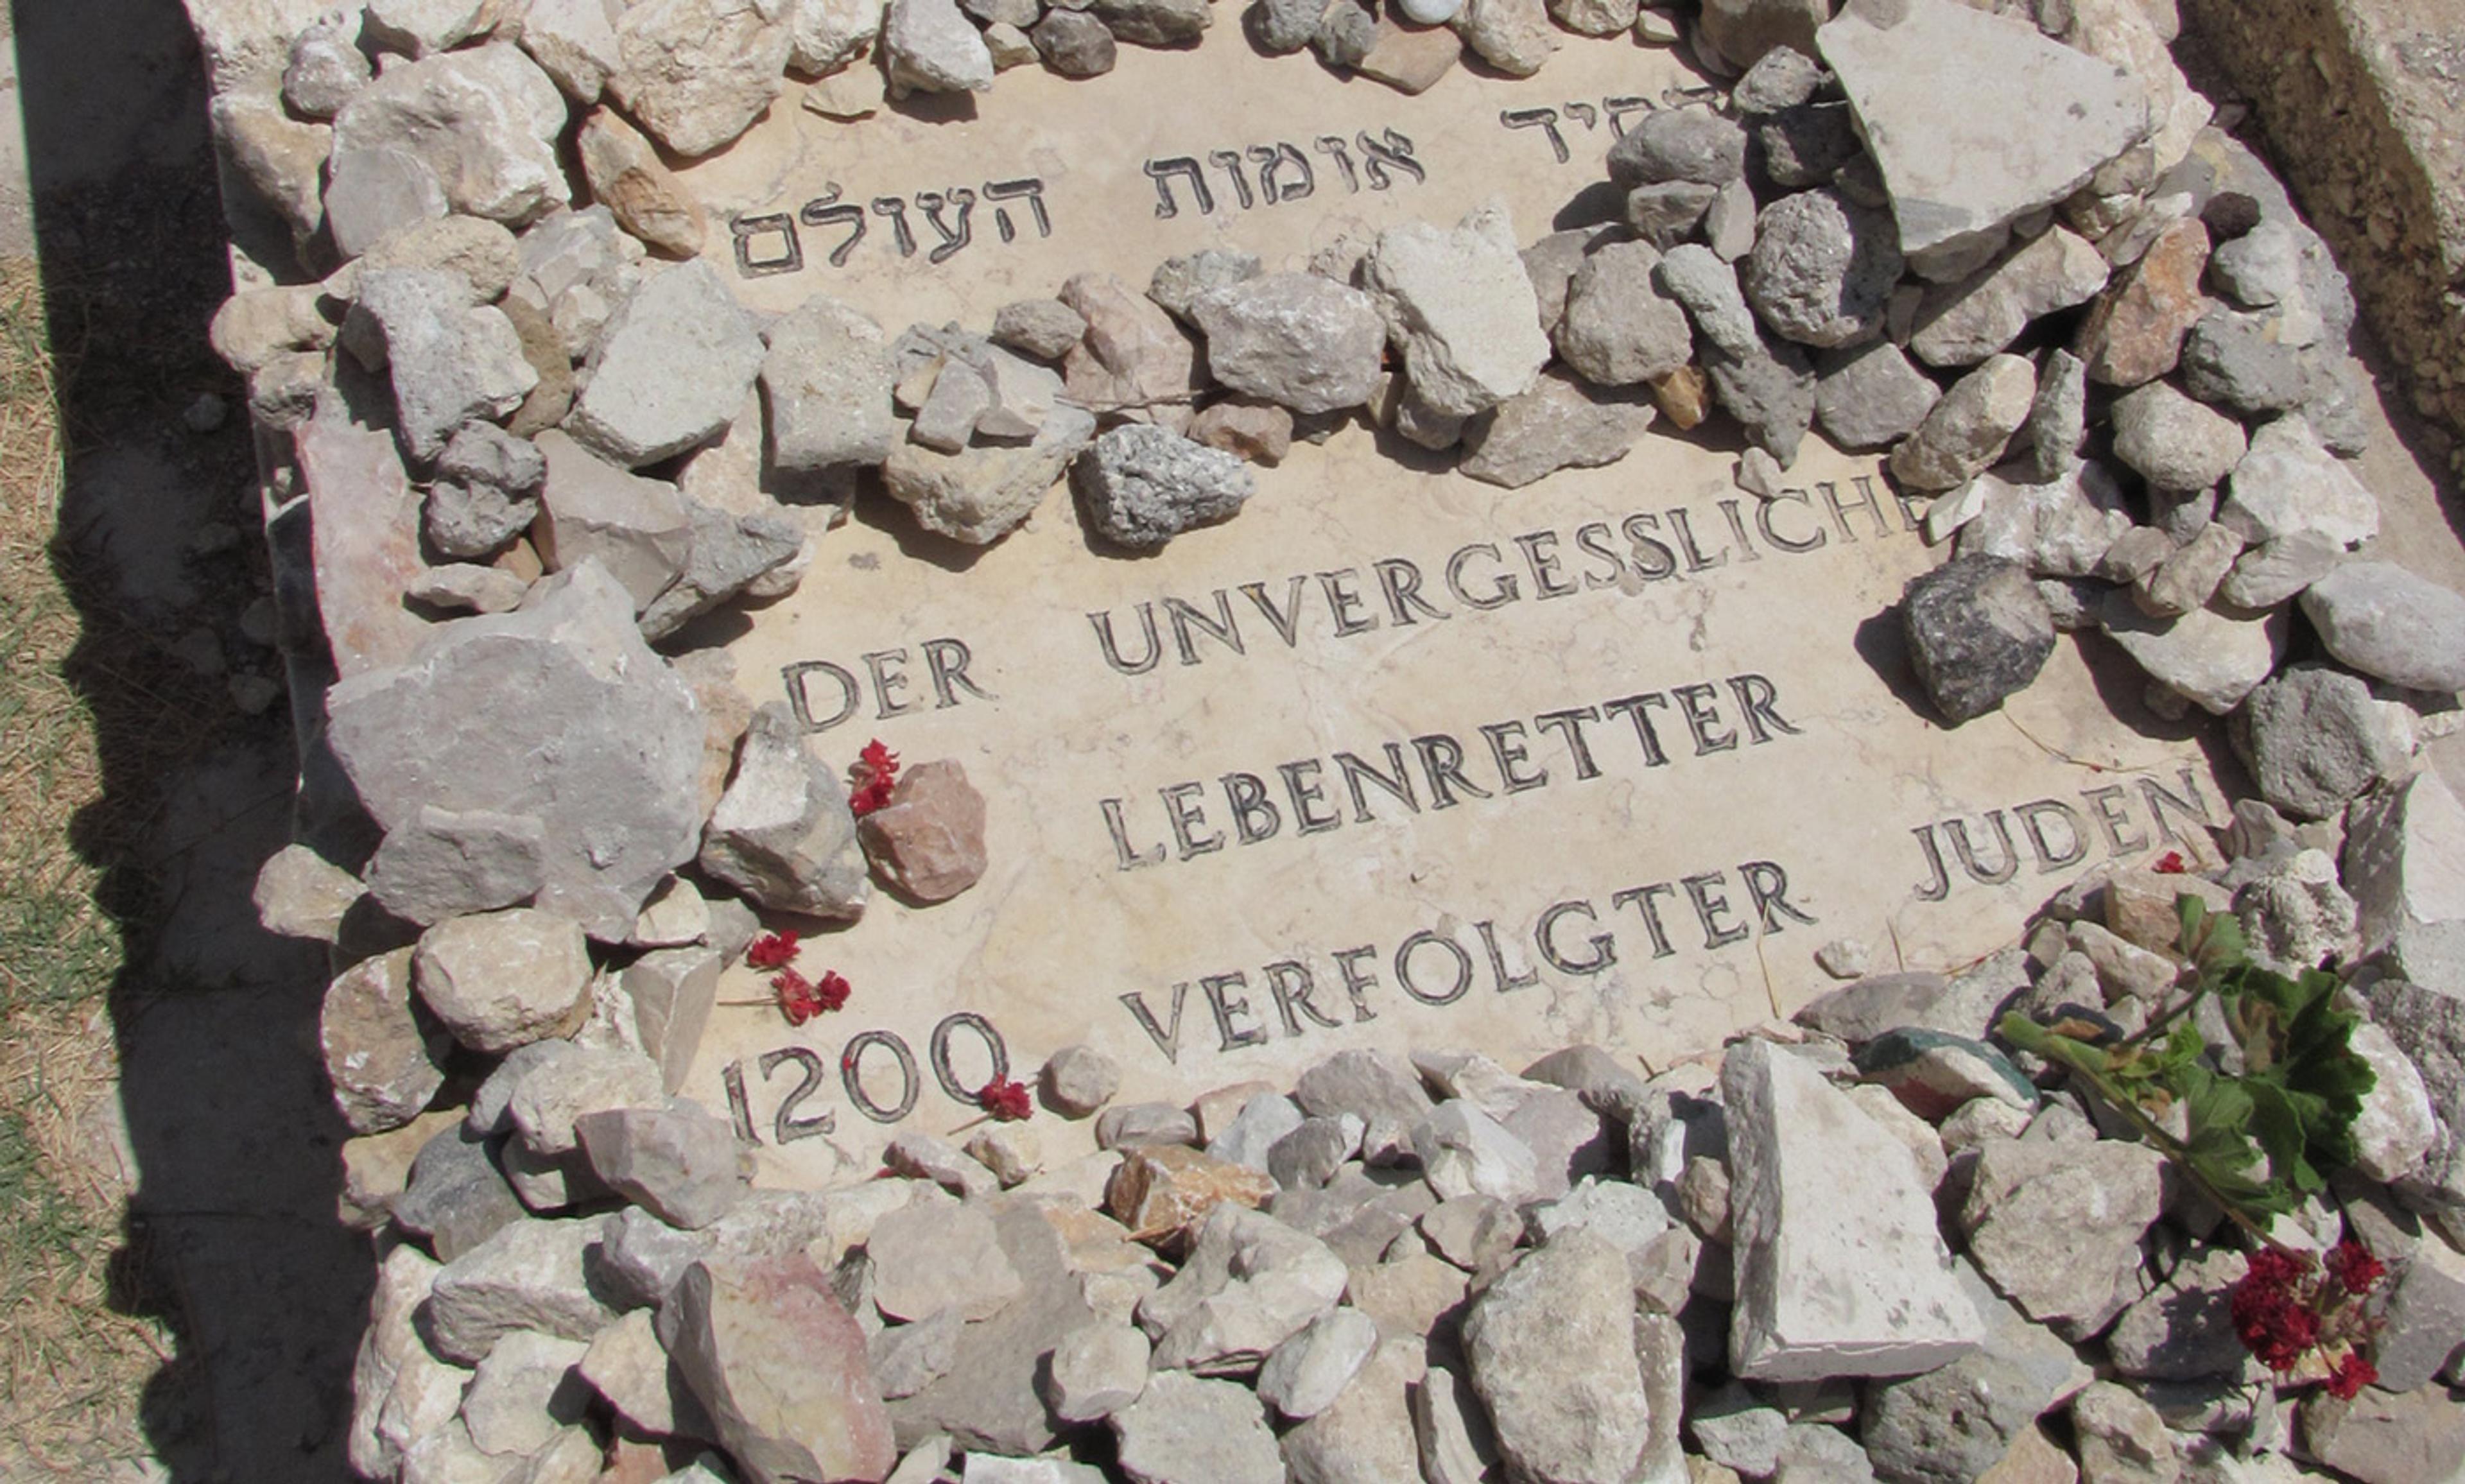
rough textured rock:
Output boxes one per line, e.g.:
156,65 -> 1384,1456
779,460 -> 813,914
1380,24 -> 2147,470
1137,1203 -> 1347,1372
668,1254 -> 897,1484
1257,1306 -> 1379,1420
331,44 -> 570,227
519,0 -> 624,100
366,804 -> 549,925
1862,1262 -> 2093,1484
2233,665 -> 2405,821
532,429 -> 695,613
1889,354 -> 2036,491
256,843 -> 365,942
884,0 -> 996,92
1462,1230 -> 1652,1482
1453,0 -> 1556,75
2097,596 -> 2288,714
329,563 -> 705,940
1057,273 -> 1198,418
2076,216 -> 2210,386
1814,340 -> 1941,451
1361,203 -> 1551,419
1459,371 -> 1654,488
607,0 -> 792,157
2219,416 -> 2379,549
1700,0 -> 1828,71
2070,1382 -> 2177,1484
1901,556 -> 2057,725
1816,0 -> 2152,256
355,268 -> 538,462
991,298 -> 1087,361
699,702 -> 870,920
857,760 -> 989,903
2345,770 -> 2465,991
394,1125 -> 525,1261
1032,10 -> 1118,75
576,107 -> 706,259
1048,1323 -> 1151,1422
1188,399 -> 1295,466
2301,1383 -> 2465,1484
1723,1039 -> 1984,1378
411,907 -> 593,1053
1111,1370 -> 1284,1484
2301,562 -> 2465,693
567,259 -> 766,467
1189,273 -> 1384,415
2109,381 -> 2247,492
2104,1247 -> 2247,1381
1607,105 -> 1747,188
1745,189 -> 1902,350
322,947 -> 449,1134
575,1101 -> 746,1229
884,406 -> 1094,544
1958,1138 -> 2164,1331
1042,1045 -> 1122,1118
1074,424 -> 1256,550
1556,241 -> 1695,386
1908,227 -> 2108,367
426,1214 -> 618,1363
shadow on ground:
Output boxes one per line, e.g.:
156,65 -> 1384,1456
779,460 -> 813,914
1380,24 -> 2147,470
13,0 -> 372,1478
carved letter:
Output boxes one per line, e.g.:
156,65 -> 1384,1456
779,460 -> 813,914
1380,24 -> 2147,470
983,177 -> 1052,240
729,212 -> 802,278
914,187 -> 976,264
1312,135 -> 1360,193
1207,150 -> 1255,211
1142,157 -> 1215,218
799,185 -> 867,267
870,196 -> 916,256
1249,142 -> 1313,203
1500,107 -> 1570,165
1356,128 -> 1426,189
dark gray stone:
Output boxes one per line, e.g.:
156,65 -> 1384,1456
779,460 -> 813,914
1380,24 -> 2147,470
1605,104 -> 1747,187
1073,424 -> 1256,549
1901,556 -> 2056,725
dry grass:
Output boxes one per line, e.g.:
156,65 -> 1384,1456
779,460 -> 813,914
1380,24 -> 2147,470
0,255 -> 178,1472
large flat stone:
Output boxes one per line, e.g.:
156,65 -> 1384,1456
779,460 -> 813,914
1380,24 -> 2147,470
1721,1037 -> 1984,1379
1818,0 -> 2151,256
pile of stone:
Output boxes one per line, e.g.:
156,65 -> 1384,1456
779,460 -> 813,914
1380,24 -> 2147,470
325,763 -> 2465,1484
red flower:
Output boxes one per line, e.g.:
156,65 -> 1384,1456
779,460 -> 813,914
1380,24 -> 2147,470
812,969 -> 852,1013
2326,1239 -> 2387,1297
2325,1350 -> 2379,1400
747,931 -> 801,970
849,739 -> 901,816
978,1077 -> 1033,1122
773,969 -> 824,1026
2152,850 -> 2188,874
2233,1248 -> 2322,1372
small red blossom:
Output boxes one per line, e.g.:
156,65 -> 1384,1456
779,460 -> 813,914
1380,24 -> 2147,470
2325,1351 -> 2380,1400
2327,1239 -> 2387,1296
977,1077 -> 1033,1122
849,739 -> 901,816
772,969 -> 824,1026
747,931 -> 801,970
2151,850 -> 2189,874
811,969 -> 852,1013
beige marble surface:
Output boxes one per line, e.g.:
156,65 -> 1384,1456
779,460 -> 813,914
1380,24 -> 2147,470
675,26 -> 1710,323
670,30 -> 2224,1182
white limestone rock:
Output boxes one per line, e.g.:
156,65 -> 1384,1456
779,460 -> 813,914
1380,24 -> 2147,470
1907,227 -> 2109,367
2301,562 -> 2465,694
354,268 -> 538,462
2344,770 -> 2465,987
426,1213 -> 620,1363
698,702 -> 870,920
1109,1370 -> 1284,1484
762,295 -> 899,472
325,564 -> 707,941
884,0 -> 996,92
1137,1203 -> 1347,1374
1256,1306 -> 1380,1420
576,1100 -> 749,1228
254,843 -> 365,941
2220,415 -> 2379,549
413,907 -> 595,1053
1957,1136 -> 2165,1333
331,44 -> 570,228
1189,273 -> 1385,415
1046,1322 -> 1150,1421
1817,0 -> 2151,257
1721,1037 -> 1984,1379
520,0 -> 625,100
2097,593 -> 2288,715
608,0 -> 794,157
1362,202 -> 1551,420
567,259 -> 766,468
1462,1229 -> 1655,1482
366,804 -> 549,925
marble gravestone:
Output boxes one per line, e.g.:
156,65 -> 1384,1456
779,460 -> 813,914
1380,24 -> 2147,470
667,36 -> 2222,1186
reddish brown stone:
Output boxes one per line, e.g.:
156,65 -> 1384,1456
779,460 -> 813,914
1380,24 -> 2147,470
1188,399 -> 1295,465
2076,218 -> 2211,388
1105,1144 -> 1276,1246
667,1253 -> 896,1484
858,760 -> 989,904
1650,365 -> 1712,430
323,947 -> 451,1134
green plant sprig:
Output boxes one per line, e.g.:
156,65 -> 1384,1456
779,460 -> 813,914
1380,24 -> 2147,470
1997,895 -> 2376,1238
